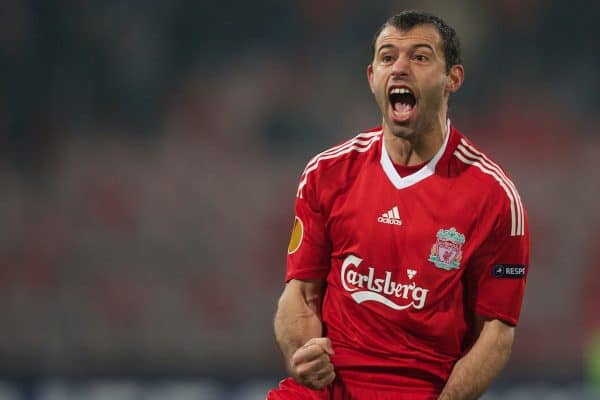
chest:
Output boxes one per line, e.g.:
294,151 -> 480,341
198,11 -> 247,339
325,169 -> 485,281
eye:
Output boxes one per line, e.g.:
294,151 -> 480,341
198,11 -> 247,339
413,54 -> 429,62
381,54 -> 394,63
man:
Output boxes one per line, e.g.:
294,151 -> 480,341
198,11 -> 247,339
268,10 -> 529,400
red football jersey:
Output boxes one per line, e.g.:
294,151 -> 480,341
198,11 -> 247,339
285,122 -> 530,395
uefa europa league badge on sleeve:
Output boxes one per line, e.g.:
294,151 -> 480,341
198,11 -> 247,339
429,227 -> 465,270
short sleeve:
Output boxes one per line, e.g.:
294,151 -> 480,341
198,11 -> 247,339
285,169 -> 331,282
466,198 -> 530,326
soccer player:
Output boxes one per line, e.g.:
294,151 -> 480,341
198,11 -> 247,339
268,10 -> 529,400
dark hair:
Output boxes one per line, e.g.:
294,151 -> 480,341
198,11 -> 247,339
371,10 -> 462,73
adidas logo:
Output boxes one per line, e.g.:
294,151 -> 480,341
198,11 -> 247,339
377,206 -> 402,226
407,269 -> 417,279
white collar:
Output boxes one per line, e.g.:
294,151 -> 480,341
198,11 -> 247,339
380,119 -> 451,189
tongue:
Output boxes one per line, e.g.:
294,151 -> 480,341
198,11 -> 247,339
394,102 -> 412,114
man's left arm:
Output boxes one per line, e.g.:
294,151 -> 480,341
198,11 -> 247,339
438,315 -> 514,400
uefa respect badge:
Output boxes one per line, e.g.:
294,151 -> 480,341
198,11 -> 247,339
429,227 -> 465,270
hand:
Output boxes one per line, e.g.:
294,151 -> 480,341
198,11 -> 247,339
290,337 -> 336,390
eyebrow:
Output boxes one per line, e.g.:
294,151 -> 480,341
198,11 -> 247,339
377,43 -> 435,54
412,44 -> 435,52
376,44 -> 395,54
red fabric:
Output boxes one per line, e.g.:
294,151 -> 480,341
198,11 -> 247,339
285,124 -> 530,392
393,160 -> 428,177
267,377 -> 438,400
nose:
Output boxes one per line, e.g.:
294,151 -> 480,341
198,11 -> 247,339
391,55 -> 410,77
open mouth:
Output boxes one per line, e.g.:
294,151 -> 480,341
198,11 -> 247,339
389,87 -> 416,121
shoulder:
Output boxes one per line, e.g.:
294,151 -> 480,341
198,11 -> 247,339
451,132 -> 526,237
296,127 -> 382,199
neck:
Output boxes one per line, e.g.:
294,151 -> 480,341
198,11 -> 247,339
383,113 -> 447,166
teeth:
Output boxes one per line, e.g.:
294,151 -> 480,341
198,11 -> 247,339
390,88 -> 412,95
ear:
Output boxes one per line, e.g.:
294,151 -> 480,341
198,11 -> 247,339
445,64 -> 464,94
367,64 -> 375,94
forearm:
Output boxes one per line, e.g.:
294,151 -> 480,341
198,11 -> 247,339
438,319 -> 514,400
274,280 -> 325,371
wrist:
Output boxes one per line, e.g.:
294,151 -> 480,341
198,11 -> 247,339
437,391 -> 455,400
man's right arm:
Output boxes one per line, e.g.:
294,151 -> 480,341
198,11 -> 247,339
274,278 -> 335,390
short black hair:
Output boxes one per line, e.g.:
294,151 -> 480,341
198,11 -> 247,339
371,10 -> 462,73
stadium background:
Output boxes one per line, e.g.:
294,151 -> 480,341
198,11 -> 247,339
1,0 -> 599,399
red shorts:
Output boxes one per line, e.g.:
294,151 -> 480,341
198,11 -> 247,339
267,377 -> 438,400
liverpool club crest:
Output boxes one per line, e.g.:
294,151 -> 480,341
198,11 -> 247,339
429,228 -> 465,270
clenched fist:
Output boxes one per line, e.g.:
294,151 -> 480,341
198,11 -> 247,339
290,337 -> 336,390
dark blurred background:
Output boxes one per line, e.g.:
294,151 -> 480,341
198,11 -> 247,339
1,0 -> 600,399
